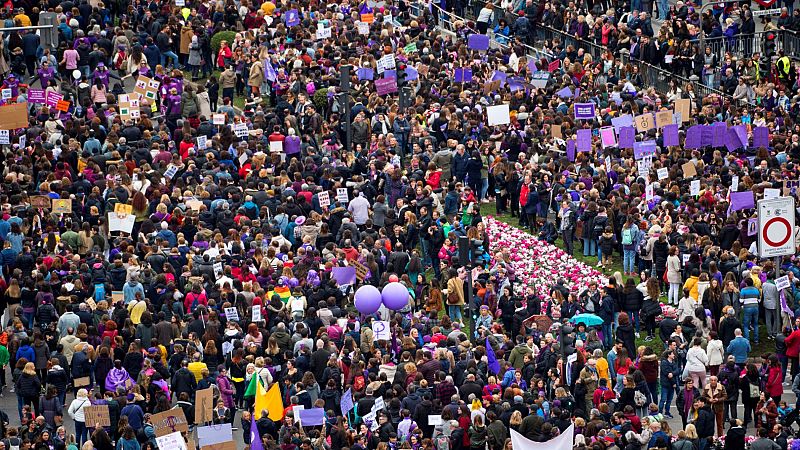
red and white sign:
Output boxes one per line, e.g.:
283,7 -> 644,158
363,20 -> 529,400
758,197 -> 796,258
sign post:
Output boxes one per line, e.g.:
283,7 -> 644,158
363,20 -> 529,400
758,197 -> 796,258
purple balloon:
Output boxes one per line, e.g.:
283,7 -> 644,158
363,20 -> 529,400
382,282 -> 409,310
355,285 -> 382,315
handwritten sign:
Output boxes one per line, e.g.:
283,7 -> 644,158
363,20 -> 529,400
195,387 -> 214,424
224,307 -> 239,322
655,110 -> 673,128
318,191 -> 330,208
352,260 -> 369,281
84,405 -> 111,427
372,321 -> 391,341
151,409 -> 189,437
635,114 -> 654,132
336,188 -> 349,204
52,199 -> 71,214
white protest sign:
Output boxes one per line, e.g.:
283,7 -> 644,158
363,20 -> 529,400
269,140 -> 283,153
428,415 -> 443,426
776,276 -> 791,290
232,123 -> 249,138
164,164 -> 178,179
336,188 -> 349,204
765,188 -> 781,200
108,213 -> 135,233
487,104 -> 510,126
318,191 -> 331,208
646,183 -> 654,201
690,180 -> 700,196
372,320 -> 391,341
213,261 -> 223,278
213,113 -> 226,125
197,424 -> 232,447
380,54 -> 396,70
1,89 -> 11,99
155,432 -> 187,450
0,130 -> 9,145
357,21 -> 369,35
657,167 -> 669,180
371,396 -> 385,412
252,306 -> 262,322
224,307 -> 239,321
197,135 -> 207,150
732,175 -> 739,192
18,134 -> 25,149
316,27 -> 331,39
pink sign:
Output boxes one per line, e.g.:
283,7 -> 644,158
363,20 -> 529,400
600,127 -> 616,148
375,77 -> 397,96
28,89 -> 45,104
45,91 -> 63,108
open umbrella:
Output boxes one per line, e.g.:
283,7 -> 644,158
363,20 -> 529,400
569,313 -> 603,327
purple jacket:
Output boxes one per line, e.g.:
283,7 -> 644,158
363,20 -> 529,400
216,374 -> 235,408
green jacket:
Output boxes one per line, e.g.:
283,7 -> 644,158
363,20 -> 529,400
0,345 -> 10,367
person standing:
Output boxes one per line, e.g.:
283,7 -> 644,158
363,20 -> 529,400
703,376 -> 727,437
67,388 -> 90,446
659,350 -> 680,418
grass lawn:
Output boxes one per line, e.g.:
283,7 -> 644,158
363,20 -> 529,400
481,203 -> 777,356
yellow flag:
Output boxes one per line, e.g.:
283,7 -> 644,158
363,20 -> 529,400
471,399 -> 482,411
255,382 -> 284,421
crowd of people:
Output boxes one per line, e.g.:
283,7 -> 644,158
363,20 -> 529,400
0,0 -> 799,449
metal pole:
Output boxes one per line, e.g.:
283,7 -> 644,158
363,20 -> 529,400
0,25 -> 55,32
340,65 -> 353,152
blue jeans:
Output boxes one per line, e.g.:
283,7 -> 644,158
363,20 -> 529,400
481,178 -> 489,200
626,310 -> 640,332
659,385 -> 674,414
161,50 -> 180,69
75,420 -> 87,446
448,305 -> 462,322
658,0 -> 668,19
743,306 -> 759,342
22,311 -> 33,330
602,322 -> 613,348
583,238 -> 596,256
623,249 -> 637,273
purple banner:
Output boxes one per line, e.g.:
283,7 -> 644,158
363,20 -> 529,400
383,70 -> 396,79
619,126 -> 635,149
633,140 -> 657,160
332,267 -> 356,285
701,125 -> 715,148
734,125 -> 748,148
566,139 -> 575,162
754,126 -> 769,148
491,70 -> 507,88
28,89 -> 45,104
685,125 -> 702,149
663,124 -> 679,147
726,127 -> 743,152
574,103 -> 595,120
577,129 -> 592,152
712,122 -> 727,148
611,114 -> 634,130
357,68 -> 374,80
375,77 -> 397,95
467,34 -> 490,51
730,191 -> 755,211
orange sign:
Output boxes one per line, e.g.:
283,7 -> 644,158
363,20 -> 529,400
360,13 -> 374,23
55,100 -> 70,112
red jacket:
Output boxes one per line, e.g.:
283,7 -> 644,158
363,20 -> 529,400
785,329 -> 800,357
766,365 -> 784,397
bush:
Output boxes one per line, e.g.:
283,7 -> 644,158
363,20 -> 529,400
312,88 -> 329,112
210,31 -> 237,53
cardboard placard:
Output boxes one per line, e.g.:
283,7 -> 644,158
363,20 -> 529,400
655,109 -> 673,129
675,99 -> 690,123
352,260 -> 369,281
84,405 -> 111,427
200,442 -> 236,450
74,376 -> 91,387
151,409 -> 189,437
635,113 -> 654,132
52,199 -> 71,214
681,161 -> 697,178
30,195 -> 51,209
0,102 -> 30,130
114,203 -> 133,215
551,124 -> 562,138
195,387 -> 214,424
197,425 -> 233,447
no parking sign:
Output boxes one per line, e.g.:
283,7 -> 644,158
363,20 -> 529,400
758,196 -> 796,258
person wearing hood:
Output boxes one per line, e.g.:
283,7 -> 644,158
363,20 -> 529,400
105,360 -> 134,393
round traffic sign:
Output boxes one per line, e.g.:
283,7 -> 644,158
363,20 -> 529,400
763,217 -> 792,247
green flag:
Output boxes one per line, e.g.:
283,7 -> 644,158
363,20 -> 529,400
244,374 -> 261,398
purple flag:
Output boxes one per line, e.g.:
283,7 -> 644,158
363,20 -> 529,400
468,34 -> 490,51
712,122 -> 727,148
633,140 -> 657,159
332,267 -> 356,285
405,66 -> 418,81
486,337 -> 500,375
298,408 -> 326,426
251,415 -> 264,450
556,87 -> 572,98
263,60 -> 277,82
491,70 -> 507,88
726,127 -> 743,152
619,126 -> 635,149
577,129 -> 592,152
730,191 -> 755,211
527,59 -> 537,73
663,124 -> 679,147
566,139 -> 576,162
754,126 -> 769,148
454,68 -> 472,83
357,68 -> 374,80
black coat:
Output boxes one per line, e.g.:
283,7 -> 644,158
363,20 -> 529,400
694,406 -> 715,438
616,323 -> 636,358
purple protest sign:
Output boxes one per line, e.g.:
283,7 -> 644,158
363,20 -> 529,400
375,77 -> 397,95
357,68 -> 374,80
331,267 -> 357,285
284,9 -> 300,26
491,71 -> 507,88
734,125 -> 748,148
467,34 -> 490,51
454,68 -> 473,83
712,122 -> 727,148
577,129 -> 592,152
754,126 -> 769,148
28,89 -> 45,104
633,140 -> 657,160
383,70 -> 397,79
566,140 -> 575,162
611,114 -> 634,131
45,91 -> 62,108
725,127 -> 743,152
619,126 -> 635,149
663,124 -> 679,147
685,125 -> 702,149
574,103 -> 595,120
405,67 -> 418,81
730,191 -> 755,211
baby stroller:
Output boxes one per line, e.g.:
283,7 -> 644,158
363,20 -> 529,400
779,407 -> 800,436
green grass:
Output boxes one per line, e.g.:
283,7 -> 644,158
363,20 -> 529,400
483,203 -> 777,357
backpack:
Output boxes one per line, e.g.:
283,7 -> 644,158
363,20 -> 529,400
189,293 -> 199,310
622,228 -> 634,245
637,232 -> 649,257
634,389 -> 647,406
4,438 -> 20,450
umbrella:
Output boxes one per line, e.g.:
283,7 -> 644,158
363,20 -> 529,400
569,313 -> 603,327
